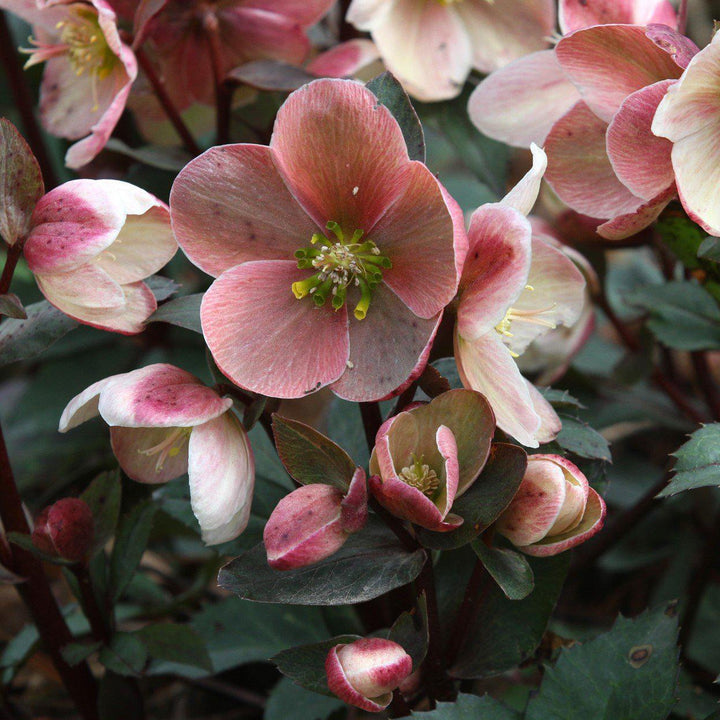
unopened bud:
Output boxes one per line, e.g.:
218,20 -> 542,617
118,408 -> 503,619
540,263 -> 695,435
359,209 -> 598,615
32,498 -> 94,562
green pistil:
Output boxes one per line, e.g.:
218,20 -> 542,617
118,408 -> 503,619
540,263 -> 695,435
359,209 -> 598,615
291,221 -> 391,320
399,454 -> 440,498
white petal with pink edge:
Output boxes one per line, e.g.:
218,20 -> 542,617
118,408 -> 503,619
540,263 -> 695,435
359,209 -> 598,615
559,0 -> 676,34
501,144 -> 547,216
59,374 -> 120,431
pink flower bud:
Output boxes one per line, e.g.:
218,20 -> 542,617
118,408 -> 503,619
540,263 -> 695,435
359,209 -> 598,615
32,498 -> 94,562
495,454 -> 606,556
325,638 -> 412,712
264,469 -> 367,570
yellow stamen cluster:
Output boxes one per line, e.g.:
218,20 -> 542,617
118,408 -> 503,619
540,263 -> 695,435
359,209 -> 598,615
138,427 -> 192,473
399,455 -> 440,497
495,285 -> 557,357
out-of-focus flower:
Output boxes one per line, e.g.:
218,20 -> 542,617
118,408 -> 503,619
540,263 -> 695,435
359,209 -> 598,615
346,0 -> 555,101
495,454 -> 606,556
264,468 -> 367,570
652,31 -> 720,236
454,147 -> 585,447
171,78 -> 465,401
23,179 -> 176,334
368,390 -> 494,531
1,0 -> 136,168
326,637 -> 412,712
32,498 -> 94,563
306,39 -> 382,83
59,364 -> 254,545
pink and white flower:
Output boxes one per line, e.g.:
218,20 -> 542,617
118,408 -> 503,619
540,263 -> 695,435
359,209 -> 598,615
1,0 -> 137,168
454,147 -> 586,447
495,454 -> 606,556
23,179 -> 176,334
170,78 -> 465,402
59,364 -> 255,545
346,0 -> 555,102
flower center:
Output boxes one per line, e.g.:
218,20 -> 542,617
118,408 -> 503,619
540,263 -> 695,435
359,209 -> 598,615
399,455 -> 440,497
494,285 -> 557,357
292,221 -> 391,320
138,427 -> 192,472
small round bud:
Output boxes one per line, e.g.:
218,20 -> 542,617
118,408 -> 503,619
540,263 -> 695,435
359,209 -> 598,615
32,498 -> 94,562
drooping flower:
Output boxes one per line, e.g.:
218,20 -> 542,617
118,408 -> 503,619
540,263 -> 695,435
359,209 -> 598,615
454,146 -> 586,447
23,179 -> 176,334
368,390 -> 494,531
264,468 -> 367,570
346,0 -> 555,102
59,364 -> 255,545
652,31 -> 720,236
170,78 -> 465,401
326,638 -> 412,712
1,0 -> 137,168
495,454 -> 606,556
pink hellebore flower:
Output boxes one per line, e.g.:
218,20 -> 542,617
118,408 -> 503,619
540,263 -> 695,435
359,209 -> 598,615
142,0 -> 335,110
23,179 -> 176,334
652,31 -> 720,236
495,454 -> 606,556
2,0 -> 136,168
264,468 -> 367,570
346,0 -> 555,102
326,637 -> 412,712
59,364 -> 255,545
171,79 -> 465,402
454,146 -> 585,447
369,390 -> 495,531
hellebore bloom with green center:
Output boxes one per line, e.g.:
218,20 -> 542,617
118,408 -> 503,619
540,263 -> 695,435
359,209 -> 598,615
369,389 -> 495,531
170,78 -> 466,402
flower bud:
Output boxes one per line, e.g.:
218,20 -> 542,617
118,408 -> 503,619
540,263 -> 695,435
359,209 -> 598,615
495,454 -> 606,556
32,498 -> 94,562
325,638 -> 412,712
264,468 -> 367,570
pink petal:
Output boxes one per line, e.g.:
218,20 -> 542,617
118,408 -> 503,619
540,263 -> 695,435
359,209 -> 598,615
201,260 -> 349,398
559,0 -> 676,34
596,188 -> 674,240
645,25 -> 699,70
526,381 -> 562,444
59,375 -> 119,431
363,0 -> 472,101
545,102 -> 642,219
606,80 -> 675,201
306,39 -> 380,77
340,467 -> 368,533
35,264 -> 125,309
454,0 -> 555,73
170,144 -> 319,278
98,364 -> 232,428
455,333 -> 542,448
468,50 -> 580,148
372,163 -> 460,319
270,78 -> 411,233
555,24 -> 682,123
110,425 -> 190,484
433,424 -> 459,520
326,644 -> 393,713
501,143 -> 547,215
330,283 -> 439,402
239,0 -> 334,25
457,204 -> 531,342
189,412 -> 255,545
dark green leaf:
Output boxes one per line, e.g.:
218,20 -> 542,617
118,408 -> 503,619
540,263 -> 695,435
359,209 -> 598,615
450,553 -> 570,678
472,541 -> 534,600
657,215 -> 705,269
0,301 -> 78,367
1,623 -> 39,684
659,424 -> 720,497
556,415 -> 611,461
272,635 -> 361,695
525,604 -> 679,720
109,501 -> 157,601
98,632 -> 148,676
698,236 -> 720,263
272,415 -> 356,490
265,676 -> 344,720
411,694 -> 521,719
6,531 -> 75,566
539,388 -> 584,412
104,138 -> 191,172
218,517 -> 426,605
145,275 -> 179,302
80,470 -> 122,553
366,72 -> 425,162
0,293 -> 26,319
388,595 -> 428,670
0,118 -> 44,246
61,641 -> 101,666
242,394 -> 267,431
417,443 -> 527,550
628,281 -> 720,351
147,293 -> 202,333
137,623 -> 212,672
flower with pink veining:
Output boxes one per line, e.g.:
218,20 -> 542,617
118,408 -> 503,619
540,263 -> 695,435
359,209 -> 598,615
59,364 -> 254,545
23,179 -> 176,335
1,0 -> 136,168
346,0 -> 556,102
170,78 -> 466,402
